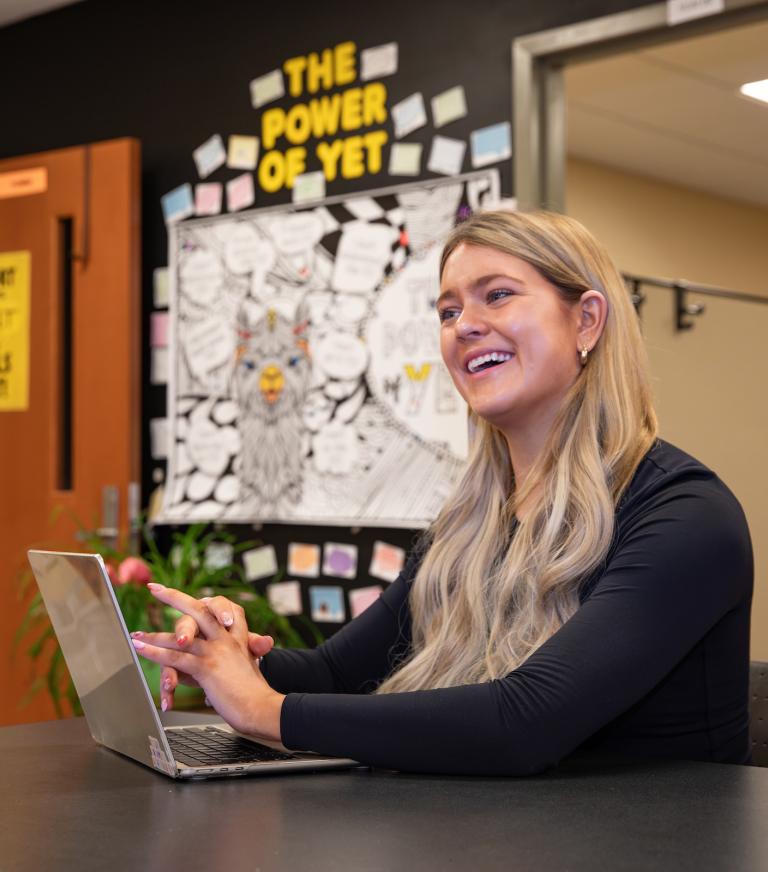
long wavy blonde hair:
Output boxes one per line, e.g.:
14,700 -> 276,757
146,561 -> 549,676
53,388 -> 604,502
377,210 -> 658,693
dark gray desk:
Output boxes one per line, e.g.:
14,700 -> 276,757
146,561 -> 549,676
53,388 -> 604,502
2,714 -> 768,872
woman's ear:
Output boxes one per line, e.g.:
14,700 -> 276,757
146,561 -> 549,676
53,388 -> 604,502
576,290 -> 608,354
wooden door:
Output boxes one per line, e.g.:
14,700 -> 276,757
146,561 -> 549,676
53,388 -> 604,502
0,139 -> 140,725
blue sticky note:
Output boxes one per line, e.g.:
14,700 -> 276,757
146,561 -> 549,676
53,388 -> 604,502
309,586 -> 346,623
470,122 -> 512,169
161,183 -> 194,223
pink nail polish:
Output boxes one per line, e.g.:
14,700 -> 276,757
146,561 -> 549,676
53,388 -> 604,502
147,582 -> 163,592
132,638 -> 145,650
163,678 -> 172,691
161,699 -> 168,712
130,631 -> 144,638
177,635 -> 188,647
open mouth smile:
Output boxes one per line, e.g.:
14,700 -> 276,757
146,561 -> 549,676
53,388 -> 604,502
466,351 -> 514,374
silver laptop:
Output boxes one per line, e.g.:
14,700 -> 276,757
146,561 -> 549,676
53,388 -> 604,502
28,549 -> 359,780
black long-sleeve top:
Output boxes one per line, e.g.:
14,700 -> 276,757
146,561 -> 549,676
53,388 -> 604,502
262,440 -> 753,775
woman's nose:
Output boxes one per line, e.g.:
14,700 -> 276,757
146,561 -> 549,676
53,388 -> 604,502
454,305 -> 488,339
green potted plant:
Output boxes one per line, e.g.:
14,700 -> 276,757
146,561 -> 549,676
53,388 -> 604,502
16,521 -> 317,716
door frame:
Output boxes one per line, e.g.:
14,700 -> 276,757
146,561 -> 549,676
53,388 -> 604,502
512,0 -> 768,212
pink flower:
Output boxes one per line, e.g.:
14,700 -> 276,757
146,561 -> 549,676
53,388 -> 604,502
117,556 -> 153,586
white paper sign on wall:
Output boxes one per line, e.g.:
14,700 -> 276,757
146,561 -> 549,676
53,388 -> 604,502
667,0 -> 724,26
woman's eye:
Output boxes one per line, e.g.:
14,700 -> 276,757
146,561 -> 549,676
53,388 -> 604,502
487,289 -> 513,303
438,308 -> 459,323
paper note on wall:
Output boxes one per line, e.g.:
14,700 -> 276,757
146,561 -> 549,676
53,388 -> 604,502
360,42 -> 398,80
331,222 -> 397,293
195,183 -> 223,216
322,543 -> 358,579
227,135 -> 260,170
267,581 -> 302,616
250,69 -> 285,108
470,122 -> 512,168
161,184 -> 194,223
0,250 -> 30,410
349,586 -> 383,618
369,540 -> 406,582
431,86 -> 468,128
288,543 -> 321,578
193,134 -> 227,179
389,143 -> 422,176
149,418 -> 169,459
153,267 -> 169,308
150,311 -> 169,347
391,93 -> 427,138
226,173 -> 255,212
242,544 -> 278,580
427,136 -> 466,175
309,586 -> 346,622
292,171 -> 326,204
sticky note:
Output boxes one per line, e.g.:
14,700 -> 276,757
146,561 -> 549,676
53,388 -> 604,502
250,69 -> 285,108
309,586 -> 346,622
360,42 -> 398,81
388,142 -> 422,176
153,267 -> 169,308
150,311 -> 169,347
193,134 -> 227,179
226,173 -> 255,212
322,543 -> 358,579
470,121 -> 512,168
292,171 -> 325,204
161,183 -> 194,223
288,543 -> 321,578
391,92 -> 427,139
431,86 -> 468,128
204,542 -> 234,570
227,135 -> 259,170
242,545 -> 278,581
369,541 -> 406,582
349,586 -> 383,619
150,347 -> 168,385
195,182 -> 223,216
149,418 -> 169,460
427,135 -> 466,176
267,581 -> 303,616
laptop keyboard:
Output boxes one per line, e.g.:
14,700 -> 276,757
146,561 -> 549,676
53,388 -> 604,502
166,726 -> 297,767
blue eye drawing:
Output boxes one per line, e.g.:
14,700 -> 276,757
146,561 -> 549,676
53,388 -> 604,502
288,356 -> 301,367
242,359 -> 255,370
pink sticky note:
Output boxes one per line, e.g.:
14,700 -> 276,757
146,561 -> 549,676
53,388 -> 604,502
195,182 -> 223,216
226,173 -> 255,212
349,586 -> 383,619
150,312 -> 169,348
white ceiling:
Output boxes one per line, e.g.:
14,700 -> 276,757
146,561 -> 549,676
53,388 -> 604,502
0,0 -> 81,28
565,18 -> 768,208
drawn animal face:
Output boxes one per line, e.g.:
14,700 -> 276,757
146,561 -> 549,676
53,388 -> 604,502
234,305 -> 312,413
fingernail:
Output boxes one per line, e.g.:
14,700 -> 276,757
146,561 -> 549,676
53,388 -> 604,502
132,638 -> 145,650
176,635 -> 188,647
163,678 -> 172,691
161,698 -> 168,712
130,631 -> 144,638
147,583 -> 163,592
221,612 -> 234,627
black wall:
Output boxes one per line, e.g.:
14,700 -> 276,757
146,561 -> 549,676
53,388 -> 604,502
1,0 -> 649,630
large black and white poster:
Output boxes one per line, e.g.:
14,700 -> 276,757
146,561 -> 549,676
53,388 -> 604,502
160,169 -> 500,527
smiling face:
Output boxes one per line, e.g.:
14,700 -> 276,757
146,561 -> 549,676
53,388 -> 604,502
438,242 -> 584,441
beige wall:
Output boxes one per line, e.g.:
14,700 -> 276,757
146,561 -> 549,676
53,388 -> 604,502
567,157 -> 768,658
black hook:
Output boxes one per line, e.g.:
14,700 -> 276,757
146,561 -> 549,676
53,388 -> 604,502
675,284 -> 705,332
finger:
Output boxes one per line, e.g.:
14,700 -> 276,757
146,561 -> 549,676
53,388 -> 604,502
160,667 -> 177,713
131,636 -> 199,676
248,634 -> 275,658
146,584 -> 221,639
131,631 -> 187,651
174,613 -> 202,648
205,595 -> 248,644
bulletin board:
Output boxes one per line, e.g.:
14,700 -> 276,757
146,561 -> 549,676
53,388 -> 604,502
159,169 -> 501,528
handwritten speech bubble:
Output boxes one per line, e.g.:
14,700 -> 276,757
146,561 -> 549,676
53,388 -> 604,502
314,332 -> 368,381
186,417 -> 231,477
183,317 -> 235,381
271,213 -> 325,257
225,223 -> 276,275
179,250 -> 223,307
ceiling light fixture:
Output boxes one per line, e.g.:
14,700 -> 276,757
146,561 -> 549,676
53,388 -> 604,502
739,79 -> 768,105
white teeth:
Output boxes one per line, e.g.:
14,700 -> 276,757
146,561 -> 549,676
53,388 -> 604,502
467,351 -> 513,373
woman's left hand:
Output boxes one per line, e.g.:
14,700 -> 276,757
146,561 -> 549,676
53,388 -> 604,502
130,584 -> 285,743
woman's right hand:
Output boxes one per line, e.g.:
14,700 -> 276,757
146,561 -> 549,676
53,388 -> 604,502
159,595 -> 275,712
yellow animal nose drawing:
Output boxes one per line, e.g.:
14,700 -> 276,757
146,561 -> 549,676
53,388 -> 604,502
259,364 -> 285,404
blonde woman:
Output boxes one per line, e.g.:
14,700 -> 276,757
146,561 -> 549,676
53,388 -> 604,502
133,211 -> 753,774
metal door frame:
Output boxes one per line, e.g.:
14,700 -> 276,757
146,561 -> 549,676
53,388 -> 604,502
512,0 -> 768,212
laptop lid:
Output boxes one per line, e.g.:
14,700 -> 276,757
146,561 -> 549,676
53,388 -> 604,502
27,550 -> 178,776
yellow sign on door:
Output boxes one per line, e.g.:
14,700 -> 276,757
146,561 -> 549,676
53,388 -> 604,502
0,251 -> 31,411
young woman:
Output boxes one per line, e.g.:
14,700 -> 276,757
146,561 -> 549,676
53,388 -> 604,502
132,210 -> 753,775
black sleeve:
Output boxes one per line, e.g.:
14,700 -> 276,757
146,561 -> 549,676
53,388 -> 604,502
278,479 -> 752,775
259,549 -> 419,694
